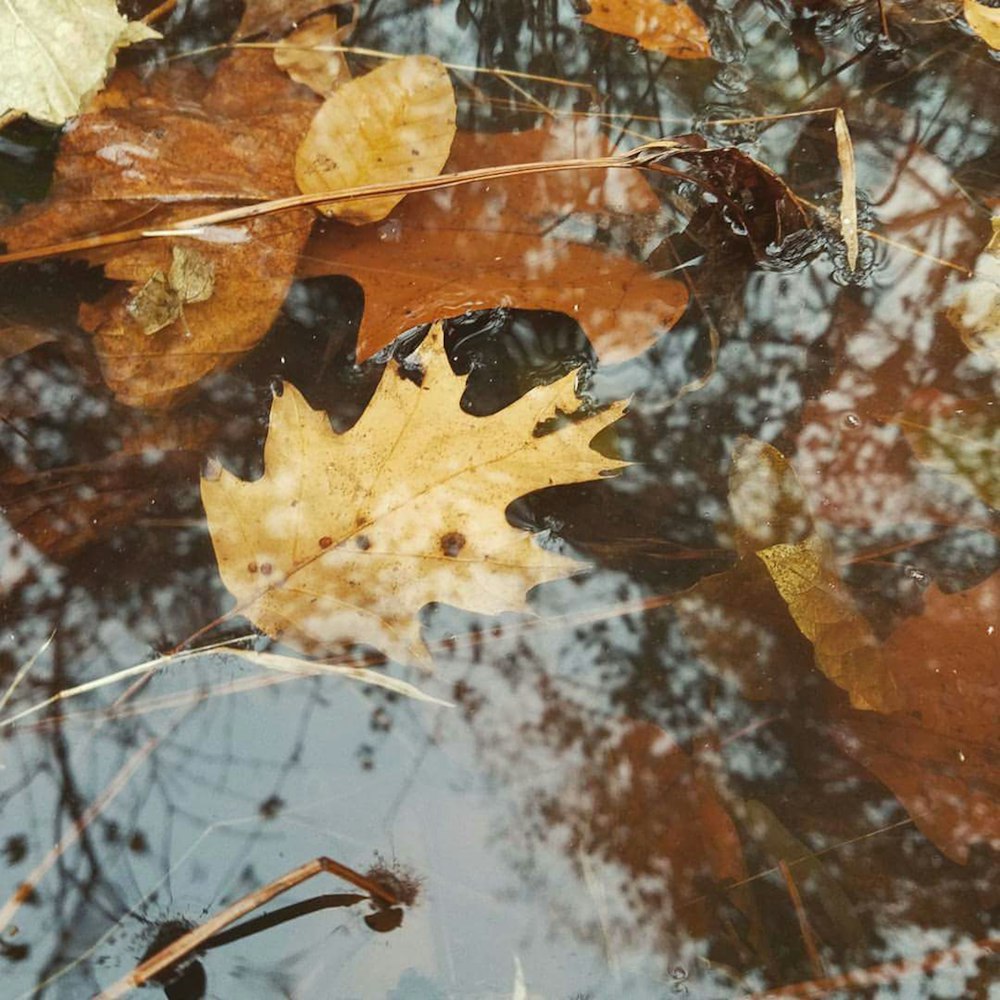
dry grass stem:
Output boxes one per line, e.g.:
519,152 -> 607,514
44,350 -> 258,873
96,855 -> 401,999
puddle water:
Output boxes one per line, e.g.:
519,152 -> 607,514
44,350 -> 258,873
1,1 -> 997,997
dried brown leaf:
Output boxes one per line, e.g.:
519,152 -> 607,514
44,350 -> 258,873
295,55 -> 457,223
581,0 -> 712,58
0,322 -> 56,364
0,51 -> 321,408
834,110 -> 859,272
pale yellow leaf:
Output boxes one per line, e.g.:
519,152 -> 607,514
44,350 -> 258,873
274,13 -> 352,95
201,322 -> 628,668
295,54 -> 456,224
729,439 -> 900,713
581,0 -> 712,59
965,0 -> 1000,47
0,0 -> 159,126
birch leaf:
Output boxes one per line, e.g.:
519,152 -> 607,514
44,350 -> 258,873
0,0 -> 159,126
295,54 -> 456,223
201,322 -> 628,668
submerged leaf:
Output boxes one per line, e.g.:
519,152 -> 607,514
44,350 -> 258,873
0,50 -> 320,408
729,439 -> 898,713
0,0 -> 159,126
295,55 -> 457,223
201,323 -> 628,667
965,0 -> 1000,48
581,0 -> 712,58
237,0 -> 341,39
299,121 -> 687,362
902,391 -> 999,509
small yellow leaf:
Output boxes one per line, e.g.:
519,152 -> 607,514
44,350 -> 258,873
965,0 -> 1000,48
581,0 -> 712,59
295,55 -> 457,224
729,439 -> 900,713
201,322 -> 628,667
274,14 -> 352,95
946,216 -> 1000,364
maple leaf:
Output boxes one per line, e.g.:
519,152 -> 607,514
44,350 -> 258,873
201,322 -> 629,667
0,0 -> 159,127
298,120 -> 688,363
580,0 -> 712,58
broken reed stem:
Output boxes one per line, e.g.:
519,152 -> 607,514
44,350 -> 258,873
96,856 -> 400,999
777,859 -> 827,981
751,934 -> 999,998
0,142 -> 688,267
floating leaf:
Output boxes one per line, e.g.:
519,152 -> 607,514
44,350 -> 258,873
201,323 -> 628,667
834,574 -> 999,863
0,51 -> 320,408
581,0 -> 712,58
946,216 -> 1000,364
125,246 -> 216,336
295,55 -> 457,224
0,0 -> 158,127
274,13 -> 352,95
965,0 -> 1000,48
901,391 -> 999,509
729,439 -> 899,713
298,121 -> 687,362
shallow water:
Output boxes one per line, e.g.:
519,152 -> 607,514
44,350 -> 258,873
0,1 -> 997,998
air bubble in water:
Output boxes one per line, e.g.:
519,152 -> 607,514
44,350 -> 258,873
842,412 -> 862,430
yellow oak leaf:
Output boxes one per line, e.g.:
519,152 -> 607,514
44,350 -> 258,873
295,54 -> 457,224
201,322 -> 628,667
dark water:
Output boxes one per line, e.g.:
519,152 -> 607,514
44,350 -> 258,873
1,1 -> 998,997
